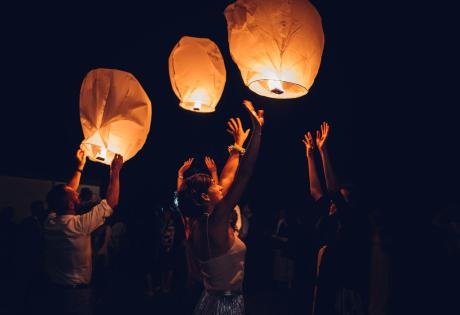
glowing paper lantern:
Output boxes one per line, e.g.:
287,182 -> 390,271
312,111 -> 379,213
169,36 -> 226,113
224,0 -> 324,99
80,68 -> 151,165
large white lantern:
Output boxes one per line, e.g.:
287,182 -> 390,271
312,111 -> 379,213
168,36 -> 226,113
224,0 -> 324,99
80,68 -> 152,165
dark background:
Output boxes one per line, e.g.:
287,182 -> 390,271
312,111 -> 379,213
1,1 -> 456,211
1,1 -> 458,312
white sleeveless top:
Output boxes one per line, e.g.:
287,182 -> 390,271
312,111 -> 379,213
199,237 -> 247,291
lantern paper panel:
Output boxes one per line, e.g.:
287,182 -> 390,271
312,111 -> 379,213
80,68 -> 152,165
169,36 -> 226,113
224,0 -> 324,99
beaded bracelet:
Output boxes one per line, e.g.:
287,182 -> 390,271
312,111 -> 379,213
228,144 -> 246,156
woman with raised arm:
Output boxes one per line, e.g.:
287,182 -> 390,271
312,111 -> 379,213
178,100 -> 263,314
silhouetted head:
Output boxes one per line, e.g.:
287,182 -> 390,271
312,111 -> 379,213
177,173 -> 223,219
46,184 -> 80,215
79,187 -> 93,203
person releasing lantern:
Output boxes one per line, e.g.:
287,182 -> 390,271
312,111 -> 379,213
79,68 -> 152,165
169,36 -> 226,113
225,0 -> 324,99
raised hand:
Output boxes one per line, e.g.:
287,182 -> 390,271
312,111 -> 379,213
302,131 -> 315,157
110,154 -> 124,174
178,158 -> 194,177
76,148 -> 87,170
316,122 -> 330,151
204,156 -> 217,174
227,117 -> 250,147
205,156 -> 219,184
243,100 -> 264,127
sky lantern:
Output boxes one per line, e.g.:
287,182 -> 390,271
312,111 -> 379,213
169,36 -> 226,113
79,68 -> 152,165
224,0 -> 324,99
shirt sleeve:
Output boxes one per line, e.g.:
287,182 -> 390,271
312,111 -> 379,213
75,199 -> 113,234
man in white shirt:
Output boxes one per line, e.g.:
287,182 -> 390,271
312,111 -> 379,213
44,151 -> 123,315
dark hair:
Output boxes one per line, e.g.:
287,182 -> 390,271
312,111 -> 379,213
177,173 -> 212,219
46,184 -> 69,214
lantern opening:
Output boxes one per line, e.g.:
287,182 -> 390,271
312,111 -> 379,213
267,80 -> 285,95
248,79 -> 308,99
193,101 -> 202,111
179,101 -> 215,113
81,142 -> 117,165
96,147 -> 107,161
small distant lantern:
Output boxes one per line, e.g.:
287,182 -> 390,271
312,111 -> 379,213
224,0 -> 324,99
168,36 -> 226,113
79,68 -> 152,165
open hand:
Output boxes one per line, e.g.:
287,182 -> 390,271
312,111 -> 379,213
302,131 -> 314,157
316,122 -> 330,151
227,117 -> 250,147
204,156 -> 217,174
178,158 -> 194,177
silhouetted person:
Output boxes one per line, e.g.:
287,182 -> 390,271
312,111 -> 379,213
15,200 -> 48,313
303,122 -> 369,315
0,206 -> 17,313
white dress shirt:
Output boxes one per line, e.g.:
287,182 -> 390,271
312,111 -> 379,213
44,199 -> 113,286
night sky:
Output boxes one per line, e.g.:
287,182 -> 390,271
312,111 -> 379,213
1,1 -> 456,219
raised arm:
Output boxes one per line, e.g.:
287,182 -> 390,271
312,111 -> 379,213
177,158 -> 194,191
213,100 -> 264,222
106,154 -> 123,209
303,131 -> 323,201
205,156 -> 219,185
219,117 -> 250,196
316,122 -> 339,192
77,155 -> 123,234
67,148 -> 86,191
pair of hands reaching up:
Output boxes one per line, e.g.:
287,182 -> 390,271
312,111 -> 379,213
75,148 -> 123,173
177,156 -> 218,191
178,99 -> 264,177
178,157 -> 217,177
303,121 -> 330,156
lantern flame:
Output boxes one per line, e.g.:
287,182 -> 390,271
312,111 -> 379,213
193,101 -> 202,111
268,80 -> 285,95
96,147 -> 107,161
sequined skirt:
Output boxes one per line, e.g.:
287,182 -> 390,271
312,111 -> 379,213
193,290 -> 245,315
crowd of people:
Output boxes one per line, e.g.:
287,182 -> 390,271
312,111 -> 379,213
0,100 -> 457,315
